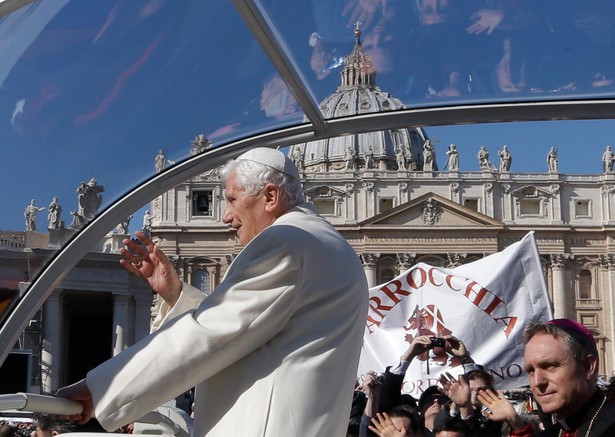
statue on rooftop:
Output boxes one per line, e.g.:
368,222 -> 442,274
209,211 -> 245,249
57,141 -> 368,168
77,178 -> 104,222
499,145 -> 512,172
477,145 -> 490,170
47,197 -> 63,230
364,145 -> 375,169
603,145 -> 614,173
547,146 -> 559,173
155,149 -> 175,173
395,146 -> 406,171
445,144 -> 459,171
142,210 -> 153,236
68,210 -> 85,230
116,215 -> 133,235
291,147 -> 305,173
190,134 -> 213,156
344,145 -> 356,170
423,139 -> 436,171
25,199 -> 45,231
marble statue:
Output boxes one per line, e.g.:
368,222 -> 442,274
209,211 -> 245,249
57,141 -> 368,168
446,144 -> 459,171
364,145 -> 374,169
291,147 -> 305,172
603,145 -> 614,173
423,139 -> 436,171
477,145 -> 490,170
499,145 -> 512,172
190,134 -> 213,156
547,146 -> 559,173
395,146 -> 406,170
116,215 -> 133,234
47,197 -> 63,230
344,145 -> 356,170
77,178 -> 104,222
25,199 -> 45,231
155,149 -> 175,173
142,210 -> 153,236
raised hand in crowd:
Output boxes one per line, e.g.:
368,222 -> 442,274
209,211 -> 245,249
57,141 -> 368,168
120,231 -> 182,307
467,8 -> 504,35
400,335 -> 432,361
439,371 -> 473,418
362,371 -> 383,418
477,388 -> 526,431
368,412 -> 407,437
442,336 -> 472,362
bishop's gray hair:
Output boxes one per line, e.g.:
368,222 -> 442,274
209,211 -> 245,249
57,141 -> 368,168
523,321 -> 599,380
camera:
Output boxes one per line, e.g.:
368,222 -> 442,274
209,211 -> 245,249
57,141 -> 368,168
374,372 -> 386,384
429,337 -> 445,348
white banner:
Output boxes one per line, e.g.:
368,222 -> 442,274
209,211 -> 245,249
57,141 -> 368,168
358,232 -> 553,398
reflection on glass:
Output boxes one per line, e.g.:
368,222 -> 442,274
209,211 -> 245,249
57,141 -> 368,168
263,0 -> 615,105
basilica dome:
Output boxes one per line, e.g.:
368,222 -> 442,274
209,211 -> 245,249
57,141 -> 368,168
289,27 -> 429,173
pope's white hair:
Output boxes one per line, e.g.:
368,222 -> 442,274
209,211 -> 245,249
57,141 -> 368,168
220,158 -> 303,209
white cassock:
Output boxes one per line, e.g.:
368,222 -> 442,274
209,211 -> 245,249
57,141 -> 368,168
86,204 -> 369,436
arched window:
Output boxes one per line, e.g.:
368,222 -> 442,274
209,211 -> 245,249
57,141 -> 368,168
376,255 -> 398,285
578,269 -> 592,299
380,268 -> 395,284
194,268 -> 212,296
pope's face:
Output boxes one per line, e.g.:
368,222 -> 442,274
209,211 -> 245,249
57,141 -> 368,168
524,332 -> 595,418
222,171 -> 273,246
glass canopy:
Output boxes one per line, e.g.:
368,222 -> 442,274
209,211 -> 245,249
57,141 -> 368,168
1,0 -> 615,362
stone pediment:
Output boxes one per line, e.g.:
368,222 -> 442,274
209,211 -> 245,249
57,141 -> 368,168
510,185 -> 553,198
359,193 -> 502,228
304,185 -> 346,199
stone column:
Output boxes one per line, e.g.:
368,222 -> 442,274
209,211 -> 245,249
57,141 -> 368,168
501,184 -> 513,223
601,184 -> 615,223
550,184 -> 562,224
42,291 -> 62,393
550,254 -> 569,318
112,294 -> 133,356
361,253 -> 380,289
345,183 -> 357,223
362,182 -> 375,220
600,254 -> 615,375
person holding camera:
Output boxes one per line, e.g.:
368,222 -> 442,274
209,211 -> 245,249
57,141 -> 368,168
359,335 -> 470,437
404,335 -> 473,436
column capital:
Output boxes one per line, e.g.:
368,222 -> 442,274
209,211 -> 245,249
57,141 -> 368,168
550,253 -> 572,269
447,252 -> 467,268
396,253 -> 416,271
361,253 -> 380,268
599,254 -> 615,270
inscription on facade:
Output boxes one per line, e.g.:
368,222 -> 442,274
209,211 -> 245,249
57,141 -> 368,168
366,236 -> 493,243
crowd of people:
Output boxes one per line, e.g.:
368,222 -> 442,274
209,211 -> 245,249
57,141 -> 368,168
45,148 -> 615,437
350,319 -> 615,436
0,413 -> 76,437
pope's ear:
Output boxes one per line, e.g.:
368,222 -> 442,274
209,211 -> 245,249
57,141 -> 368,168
263,183 -> 282,212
